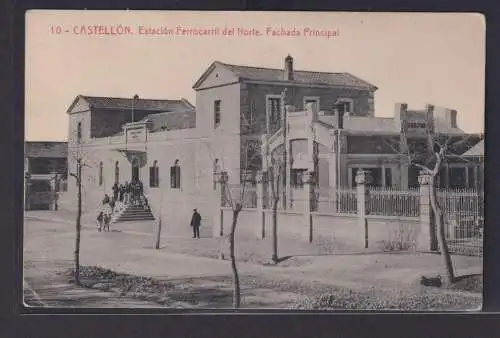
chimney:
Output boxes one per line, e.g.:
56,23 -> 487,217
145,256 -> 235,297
394,103 -> 407,132
284,54 -> 294,81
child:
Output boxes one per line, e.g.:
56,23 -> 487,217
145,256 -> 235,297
96,211 -> 104,232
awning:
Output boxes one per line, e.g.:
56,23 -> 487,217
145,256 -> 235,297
113,148 -> 148,167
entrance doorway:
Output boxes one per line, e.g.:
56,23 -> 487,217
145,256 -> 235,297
131,159 -> 140,182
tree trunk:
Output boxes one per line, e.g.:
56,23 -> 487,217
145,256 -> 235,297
229,208 -> 241,309
272,198 -> 278,263
155,217 -> 162,250
429,175 -> 455,285
74,160 -> 82,286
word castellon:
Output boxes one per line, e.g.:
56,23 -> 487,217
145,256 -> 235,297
64,55 -> 482,238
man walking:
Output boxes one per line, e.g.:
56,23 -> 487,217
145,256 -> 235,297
190,209 -> 202,239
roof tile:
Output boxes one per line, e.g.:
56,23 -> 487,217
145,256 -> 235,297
219,62 -> 376,89
82,96 -> 194,112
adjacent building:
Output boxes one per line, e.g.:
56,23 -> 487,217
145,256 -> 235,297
24,141 -> 68,210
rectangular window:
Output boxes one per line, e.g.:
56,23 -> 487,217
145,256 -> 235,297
408,165 -> 420,188
337,101 -> 351,115
384,168 -> 392,187
451,110 -> 458,128
170,166 -> 181,189
98,163 -> 103,186
214,100 -> 221,128
267,97 -> 282,134
77,122 -> 82,142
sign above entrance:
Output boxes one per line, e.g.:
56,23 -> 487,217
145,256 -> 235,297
124,122 -> 147,143
126,126 -> 147,143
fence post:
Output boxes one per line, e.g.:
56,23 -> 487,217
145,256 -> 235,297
303,171 -> 315,243
213,171 -> 228,237
417,173 -> 438,251
355,170 -> 370,248
256,171 -> 266,239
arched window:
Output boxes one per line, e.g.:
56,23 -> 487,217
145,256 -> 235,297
149,160 -> 159,187
170,159 -> 181,189
114,161 -> 120,185
98,162 -> 103,186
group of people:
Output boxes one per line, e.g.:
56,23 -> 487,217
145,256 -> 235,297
96,179 -> 203,238
112,180 -> 144,206
96,179 -> 148,232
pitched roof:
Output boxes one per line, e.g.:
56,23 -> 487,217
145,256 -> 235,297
67,95 -> 194,113
140,110 -> 196,132
193,61 -> 377,90
462,140 -> 484,157
25,141 -> 68,158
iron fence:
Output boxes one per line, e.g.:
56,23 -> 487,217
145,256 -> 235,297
367,187 -> 420,217
314,188 -> 357,214
437,188 -> 484,256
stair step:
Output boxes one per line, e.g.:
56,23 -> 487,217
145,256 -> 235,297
112,202 -> 156,224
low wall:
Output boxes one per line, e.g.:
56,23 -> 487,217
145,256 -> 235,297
219,207 -> 420,251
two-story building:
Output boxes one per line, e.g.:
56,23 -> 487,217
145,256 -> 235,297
24,141 -> 68,210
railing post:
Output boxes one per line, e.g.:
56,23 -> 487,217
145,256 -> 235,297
417,173 -> 438,251
355,170 -> 370,248
303,171 -> 315,243
256,171 -> 266,239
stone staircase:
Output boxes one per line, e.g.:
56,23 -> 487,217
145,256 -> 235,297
111,202 -> 155,223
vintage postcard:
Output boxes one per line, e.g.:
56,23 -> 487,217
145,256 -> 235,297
24,11 -> 485,310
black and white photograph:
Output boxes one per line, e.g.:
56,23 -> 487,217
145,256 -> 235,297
23,11 -> 485,310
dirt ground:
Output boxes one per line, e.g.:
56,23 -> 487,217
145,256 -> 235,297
23,211 -> 483,310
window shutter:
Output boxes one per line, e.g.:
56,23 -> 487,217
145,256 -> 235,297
155,166 -> 159,187
170,166 -> 175,188
176,166 -> 181,188
149,167 -> 154,187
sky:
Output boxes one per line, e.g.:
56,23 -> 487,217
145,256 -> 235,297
25,11 -> 485,141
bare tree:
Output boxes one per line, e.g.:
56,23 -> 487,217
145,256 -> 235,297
267,148 -> 285,264
387,121 -> 481,285
67,137 -> 92,286
155,188 -> 165,250
203,137 -> 262,309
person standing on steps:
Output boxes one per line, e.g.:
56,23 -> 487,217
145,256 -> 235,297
112,182 -> 119,201
123,181 -> 130,205
102,193 -> 110,205
190,209 -> 202,239
118,183 -> 124,202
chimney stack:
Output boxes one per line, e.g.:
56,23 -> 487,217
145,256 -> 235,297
284,54 -> 294,81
